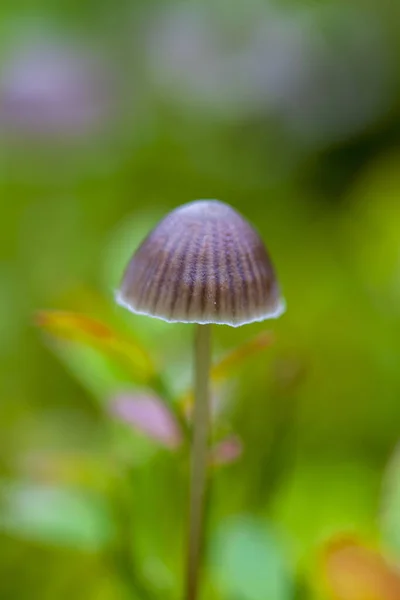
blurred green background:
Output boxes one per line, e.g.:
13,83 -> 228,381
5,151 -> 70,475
2,0 -> 400,598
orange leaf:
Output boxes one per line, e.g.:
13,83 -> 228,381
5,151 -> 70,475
36,310 -> 154,382
322,536 -> 400,600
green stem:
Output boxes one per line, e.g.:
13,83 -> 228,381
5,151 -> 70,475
185,324 -> 212,600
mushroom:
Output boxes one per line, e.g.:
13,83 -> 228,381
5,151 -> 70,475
116,199 -> 285,600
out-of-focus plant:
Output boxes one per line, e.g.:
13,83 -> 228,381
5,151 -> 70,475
0,29 -> 117,141
33,305 -> 277,597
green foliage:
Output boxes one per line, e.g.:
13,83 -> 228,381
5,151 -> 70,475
211,515 -> 292,600
0,482 -> 115,551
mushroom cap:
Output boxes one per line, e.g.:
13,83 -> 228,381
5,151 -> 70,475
116,199 -> 285,327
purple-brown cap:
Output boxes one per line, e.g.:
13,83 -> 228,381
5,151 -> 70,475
116,200 -> 285,327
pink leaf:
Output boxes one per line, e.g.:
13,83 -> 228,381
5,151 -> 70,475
111,393 -> 183,450
210,435 -> 243,467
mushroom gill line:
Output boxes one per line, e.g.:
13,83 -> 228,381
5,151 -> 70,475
185,231 -> 203,318
212,219 -> 221,318
224,230 -> 237,319
152,227 -> 188,315
169,230 -> 196,319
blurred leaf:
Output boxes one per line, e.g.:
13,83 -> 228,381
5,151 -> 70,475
52,341 -> 136,402
271,461 -> 380,562
211,331 -> 274,382
110,392 -> 183,450
380,442 -> 400,556
19,450 -> 108,490
111,419 -> 161,468
0,482 -> 115,551
210,435 -> 243,467
36,310 -> 155,384
321,536 -> 400,600
210,515 -> 292,600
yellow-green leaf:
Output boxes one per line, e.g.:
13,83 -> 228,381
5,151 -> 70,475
36,310 -> 155,385
211,330 -> 274,382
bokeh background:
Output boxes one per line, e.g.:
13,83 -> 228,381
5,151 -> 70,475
2,1 -> 400,598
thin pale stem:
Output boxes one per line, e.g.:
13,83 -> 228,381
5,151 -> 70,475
185,323 -> 212,600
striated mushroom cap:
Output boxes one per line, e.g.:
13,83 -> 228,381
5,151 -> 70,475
117,200 -> 285,327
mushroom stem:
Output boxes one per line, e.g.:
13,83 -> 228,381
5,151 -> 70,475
186,323 -> 212,600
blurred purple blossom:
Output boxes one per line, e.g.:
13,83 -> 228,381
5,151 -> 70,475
0,33 -> 117,140
142,2 -> 395,146
111,393 -> 183,450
